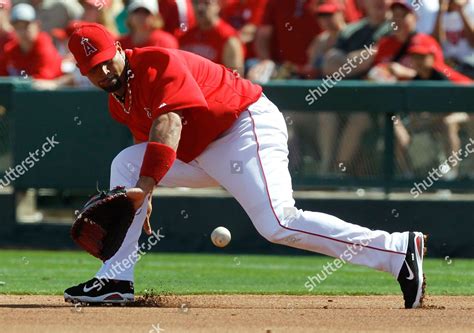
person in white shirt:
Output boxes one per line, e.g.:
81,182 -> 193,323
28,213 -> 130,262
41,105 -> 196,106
433,0 -> 474,77
412,0 -> 439,34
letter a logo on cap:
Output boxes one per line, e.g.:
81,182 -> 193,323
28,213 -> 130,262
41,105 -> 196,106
81,37 -> 97,57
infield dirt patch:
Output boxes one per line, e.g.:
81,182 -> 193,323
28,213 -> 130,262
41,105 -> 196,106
0,295 -> 473,333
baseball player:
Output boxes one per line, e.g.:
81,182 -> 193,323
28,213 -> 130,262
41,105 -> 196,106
64,23 -> 426,309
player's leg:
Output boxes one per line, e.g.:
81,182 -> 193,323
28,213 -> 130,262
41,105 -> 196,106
96,143 -> 218,281
195,95 -> 425,308
64,143 -> 218,303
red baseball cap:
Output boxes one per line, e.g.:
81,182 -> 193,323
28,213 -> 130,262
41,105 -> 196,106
316,2 -> 343,15
408,34 -> 444,62
68,23 -> 117,75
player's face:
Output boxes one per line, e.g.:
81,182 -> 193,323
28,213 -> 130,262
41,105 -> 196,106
86,49 -> 126,93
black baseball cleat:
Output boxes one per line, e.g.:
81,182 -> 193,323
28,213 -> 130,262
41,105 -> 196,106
397,232 -> 427,309
64,277 -> 134,305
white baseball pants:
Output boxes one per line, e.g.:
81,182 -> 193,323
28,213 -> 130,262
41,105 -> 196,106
96,95 -> 409,282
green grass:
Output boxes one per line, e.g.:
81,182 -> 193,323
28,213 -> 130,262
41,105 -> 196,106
0,250 -> 472,295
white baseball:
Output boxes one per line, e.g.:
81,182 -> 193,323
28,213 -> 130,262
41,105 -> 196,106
211,226 -> 231,247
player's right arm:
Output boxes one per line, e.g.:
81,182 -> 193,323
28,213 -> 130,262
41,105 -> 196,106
132,111 -> 182,198
127,49 -> 208,226
127,111 -> 183,234
147,111 -> 182,150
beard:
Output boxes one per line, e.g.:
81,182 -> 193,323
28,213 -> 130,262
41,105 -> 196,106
99,75 -> 123,93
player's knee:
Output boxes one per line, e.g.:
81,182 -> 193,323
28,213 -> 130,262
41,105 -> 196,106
253,221 -> 288,244
260,227 -> 288,244
250,214 -> 278,243
110,146 -> 141,179
253,206 -> 300,244
111,151 -> 127,174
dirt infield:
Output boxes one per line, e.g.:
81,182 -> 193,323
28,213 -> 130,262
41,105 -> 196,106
1,295 -> 473,333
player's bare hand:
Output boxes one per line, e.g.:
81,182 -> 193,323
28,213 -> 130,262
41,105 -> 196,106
126,187 -> 153,235
143,196 -> 152,235
129,177 -> 156,235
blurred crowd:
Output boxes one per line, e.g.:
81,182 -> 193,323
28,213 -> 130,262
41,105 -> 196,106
0,0 -> 473,87
0,0 -> 473,181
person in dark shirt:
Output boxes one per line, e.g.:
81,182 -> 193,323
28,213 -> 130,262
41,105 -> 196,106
323,0 -> 392,79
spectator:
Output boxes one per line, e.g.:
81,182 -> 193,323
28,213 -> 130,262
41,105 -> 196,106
37,20 -> 93,89
51,20 -> 87,56
219,0 -> 268,60
158,0 -> 196,37
323,0 -> 392,79
401,34 -> 471,179
29,0 -> 83,33
342,0 -> 365,23
296,1 -> 348,174
250,0 -> 321,82
179,0 -> 244,75
0,0 -> 14,59
368,0 -> 418,82
79,0 -> 119,36
370,1 -> 473,82
0,3 -> 62,79
408,33 -> 472,83
116,0 -> 132,35
412,0 -> 439,34
119,0 -> 178,49
433,0 -> 474,78
306,1 -> 346,79
312,0 -> 391,175
319,0 -> 365,23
